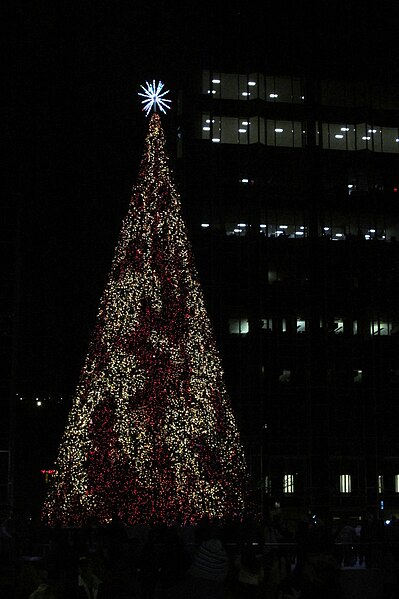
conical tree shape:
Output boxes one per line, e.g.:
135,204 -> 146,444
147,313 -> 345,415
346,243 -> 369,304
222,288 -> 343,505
43,113 -> 247,526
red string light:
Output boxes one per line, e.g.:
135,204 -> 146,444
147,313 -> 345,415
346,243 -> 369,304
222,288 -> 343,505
42,114 -> 247,526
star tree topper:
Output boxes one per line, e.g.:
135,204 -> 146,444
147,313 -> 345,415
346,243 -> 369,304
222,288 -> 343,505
138,80 -> 171,116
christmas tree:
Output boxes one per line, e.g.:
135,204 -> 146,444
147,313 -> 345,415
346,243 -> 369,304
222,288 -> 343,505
43,89 -> 247,526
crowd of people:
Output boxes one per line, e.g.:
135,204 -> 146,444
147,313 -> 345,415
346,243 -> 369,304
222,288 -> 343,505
0,511 -> 398,598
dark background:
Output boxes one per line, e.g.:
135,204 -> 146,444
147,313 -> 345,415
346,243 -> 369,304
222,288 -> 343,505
3,1 -> 399,512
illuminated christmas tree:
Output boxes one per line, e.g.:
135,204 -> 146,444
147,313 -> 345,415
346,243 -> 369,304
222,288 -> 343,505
43,83 -> 247,526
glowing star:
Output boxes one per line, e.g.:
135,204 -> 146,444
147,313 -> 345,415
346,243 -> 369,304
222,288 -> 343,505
138,80 -> 171,116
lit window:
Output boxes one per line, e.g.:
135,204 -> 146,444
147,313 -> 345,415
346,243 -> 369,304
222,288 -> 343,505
201,223 -> 210,228
265,476 -> 271,494
261,318 -> 273,331
340,474 -> 352,493
371,320 -> 391,336
353,369 -> 362,383
297,319 -> 307,333
283,474 -> 294,494
229,318 -> 249,335
279,369 -> 291,383
378,475 -> 384,494
333,319 -> 344,334
395,475 -> 399,493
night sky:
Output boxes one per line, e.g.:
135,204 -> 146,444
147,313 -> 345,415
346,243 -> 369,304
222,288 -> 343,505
6,2 -> 399,399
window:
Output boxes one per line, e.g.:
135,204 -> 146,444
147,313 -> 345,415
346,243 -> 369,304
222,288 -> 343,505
382,127 -> 399,153
395,474 -> 399,493
229,318 -> 249,335
340,474 -> 352,493
323,123 -> 356,150
371,320 -> 391,336
201,114 -> 303,147
266,120 -> 303,147
322,123 -> 399,153
353,370 -> 363,383
328,319 -> 344,334
283,474 -> 295,494
202,72 -> 304,103
378,475 -> 384,494
265,476 -> 271,494
297,319 -> 307,333
226,223 -> 248,236
279,369 -> 291,383
261,318 -> 273,332
265,75 -> 303,103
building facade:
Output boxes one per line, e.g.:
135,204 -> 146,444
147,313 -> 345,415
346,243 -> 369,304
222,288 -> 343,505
174,69 -> 399,522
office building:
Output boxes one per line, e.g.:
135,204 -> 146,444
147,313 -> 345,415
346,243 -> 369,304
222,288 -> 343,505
174,68 -> 399,520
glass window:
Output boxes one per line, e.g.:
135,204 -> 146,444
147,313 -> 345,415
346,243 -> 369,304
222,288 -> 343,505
266,76 -> 298,103
220,73 -> 239,100
322,123 -> 356,150
266,76 -> 278,100
238,74 -> 258,99
353,369 -> 362,383
202,114 -> 214,140
356,123 -> 370,150
332,319 -> 344,334
279,369 -> 291,383
202,71 -> 222,98
202,70 -> 211,94
371,320 -> 391,336
297,319 -> 307,333
226,223 -> 248,236
368,126 -> 382,152
261,318 -> 273,332
266,120 -> 303,147
378,475 -> 384,494
322,123 -> 398,153
229,318 -> 249,335
382,127 -> 399,153
201,114 -> 305,147
265,475 -> 271,494
395,474 -> 399,493
250,116 -> 265,144
283,474 -> 295,493
221,117 -> 241,144
340,474 -> 352,493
